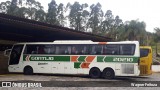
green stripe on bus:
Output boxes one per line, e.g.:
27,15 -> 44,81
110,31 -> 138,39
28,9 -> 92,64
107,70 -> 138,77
23,55 -> 70,61
54,56 -> 70,61
97,56 -> 139,63
78,56 -> 86,62
23,55 -> 27,61
74,62 -> 81,68
97,56 -> 105,62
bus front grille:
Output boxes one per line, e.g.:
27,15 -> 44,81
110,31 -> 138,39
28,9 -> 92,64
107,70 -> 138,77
140,65 -> 148,75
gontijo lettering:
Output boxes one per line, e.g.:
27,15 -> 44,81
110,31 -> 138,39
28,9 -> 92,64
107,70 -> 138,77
24,56 -> 54,61
31,56 -> 54,61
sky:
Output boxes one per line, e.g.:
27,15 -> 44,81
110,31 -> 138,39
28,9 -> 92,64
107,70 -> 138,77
1,0 -> 160,32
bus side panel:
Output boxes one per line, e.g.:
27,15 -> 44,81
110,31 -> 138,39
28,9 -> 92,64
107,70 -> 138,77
64,62 -> 77,74
35,61 -> 52,73
51,62 -> 64,74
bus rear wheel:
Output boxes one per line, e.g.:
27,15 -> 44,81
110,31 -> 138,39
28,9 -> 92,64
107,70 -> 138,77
89,67 -> 101,78
24,66 -> 33,75
102,68 -> 115,79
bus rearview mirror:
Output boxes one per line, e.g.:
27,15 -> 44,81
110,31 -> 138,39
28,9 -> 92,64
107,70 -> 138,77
4,49 -> 11,57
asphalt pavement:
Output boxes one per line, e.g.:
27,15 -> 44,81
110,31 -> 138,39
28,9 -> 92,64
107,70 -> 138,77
0,73 -> 160,90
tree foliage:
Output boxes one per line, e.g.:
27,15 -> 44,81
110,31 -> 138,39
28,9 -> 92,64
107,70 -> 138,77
0,1 -> 11,13
0,0 -> 157,45
46,0 -> 58,25
154,27 -> 160,42
88,3 -> 103,34
68,2 -> 89,31
101,10 -> 123,40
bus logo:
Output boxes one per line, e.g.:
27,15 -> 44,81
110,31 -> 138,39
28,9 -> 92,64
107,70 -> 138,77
25,55 -> 31,61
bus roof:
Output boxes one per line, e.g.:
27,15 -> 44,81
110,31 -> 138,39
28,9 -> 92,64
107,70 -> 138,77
14,40 -> 139,45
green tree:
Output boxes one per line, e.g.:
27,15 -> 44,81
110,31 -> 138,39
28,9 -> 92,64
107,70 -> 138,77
34,1 -> 46,22
7,0 -> 19,15
154,28 -> 160,55
57,3 -> 65,26
88,3 -> 103,34
68,2 -> 89,31
81,3 -> 90,32
68,2 -> 81,30
101,10 -> 123,40
15,7 -> 28,18
113,16 -> 123,40
25,0 -> 45,21
0,0 -> 45,20
154,27 -> 160,42
145,31 -> 155,46
46,0 -> 59,25
101,10 -> 114,33
123,20 -> 146,45
0,1 -> 11,13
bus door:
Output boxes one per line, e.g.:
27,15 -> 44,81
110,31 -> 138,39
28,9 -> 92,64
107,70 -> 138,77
8,45 -> 24,72
140,47 -> 152,75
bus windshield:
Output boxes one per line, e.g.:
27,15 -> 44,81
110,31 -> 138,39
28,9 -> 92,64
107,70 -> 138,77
140,48 -> 149,58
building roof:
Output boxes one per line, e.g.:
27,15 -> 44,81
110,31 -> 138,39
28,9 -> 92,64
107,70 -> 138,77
0,13 -> 111,42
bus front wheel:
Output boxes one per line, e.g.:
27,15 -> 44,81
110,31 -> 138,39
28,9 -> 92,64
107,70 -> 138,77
102,68 -> 115,79
24,66 -> 33,75
89,67 -> 101,78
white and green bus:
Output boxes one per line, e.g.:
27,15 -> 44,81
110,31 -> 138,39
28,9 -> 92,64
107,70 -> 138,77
4,40 -> 140,79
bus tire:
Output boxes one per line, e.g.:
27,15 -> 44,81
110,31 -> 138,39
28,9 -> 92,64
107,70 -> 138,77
24,66 -> 33,75
102,68 -> 115,79
89,67 -> 101,78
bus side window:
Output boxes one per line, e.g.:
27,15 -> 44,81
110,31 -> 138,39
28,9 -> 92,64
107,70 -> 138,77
94,45 -> 103,54
55,45 -> 69,55
44,45 -> 55,54
64,46 -> 71,54
61,45 -> 69,54
24,45 -> 37,54
83,46 -> 89,54
72,45 -> 87,55
91,45 -> 96,54
55,46 -> 60,54
71,46 -> 78,54
38,46 -> 45,54
24,44 -> 40,54
105,45 -> 119,55
120,44 -> 135,55
31,46 -> 38,54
